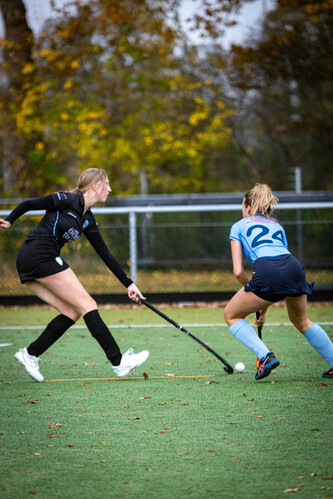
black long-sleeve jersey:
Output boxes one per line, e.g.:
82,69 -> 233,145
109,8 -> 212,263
6,191 -> 133,288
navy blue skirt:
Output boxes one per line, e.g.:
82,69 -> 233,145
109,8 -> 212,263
244,254 -> 314,303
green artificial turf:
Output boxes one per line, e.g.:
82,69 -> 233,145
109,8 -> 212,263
0,305 -> 332,498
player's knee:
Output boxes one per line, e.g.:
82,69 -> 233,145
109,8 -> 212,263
224,307 -> 232,326
81,297 -> 98,315
290,317 -> 312,334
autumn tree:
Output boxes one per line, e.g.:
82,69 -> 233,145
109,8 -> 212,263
0,0 -> 246,196
0,0 -> 36,194
225,0 -> 333,189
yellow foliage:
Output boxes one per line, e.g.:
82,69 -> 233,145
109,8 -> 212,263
188,110 -> 209,126
70,60 -> 81,69
64,78 -> 73,90
21,63 -> 35,74
144,136 -> 153,146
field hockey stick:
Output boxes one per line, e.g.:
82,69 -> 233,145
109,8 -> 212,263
256,311 -> 263,340
141,300 -> 234,374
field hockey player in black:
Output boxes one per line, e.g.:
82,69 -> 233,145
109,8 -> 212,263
224,183 -> 333,380
0,168 -> 149,382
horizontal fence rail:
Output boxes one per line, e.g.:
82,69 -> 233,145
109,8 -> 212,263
2,201 -> 333,218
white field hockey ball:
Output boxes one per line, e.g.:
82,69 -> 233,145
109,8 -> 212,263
235,362 -> 245,373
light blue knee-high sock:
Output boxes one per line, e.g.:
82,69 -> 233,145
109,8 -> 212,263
229,319 -> 270,360
304,324 -> 333,368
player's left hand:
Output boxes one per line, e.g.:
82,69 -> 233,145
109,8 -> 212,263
255,309 -> 267,327
127,283 -> 146,303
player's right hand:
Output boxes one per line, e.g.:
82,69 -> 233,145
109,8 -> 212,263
0,219 -> 11,229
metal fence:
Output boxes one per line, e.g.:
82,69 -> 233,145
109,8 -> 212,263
0,201 -> 332,296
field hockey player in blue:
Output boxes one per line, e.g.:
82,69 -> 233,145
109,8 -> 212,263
0,168 -> 149,382
224,183 -> 333,380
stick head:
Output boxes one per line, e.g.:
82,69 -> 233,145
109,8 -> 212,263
224,365 -> 234,374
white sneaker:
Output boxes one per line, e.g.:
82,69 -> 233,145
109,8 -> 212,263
112,348 -> 149,377
14,347 -> 44,382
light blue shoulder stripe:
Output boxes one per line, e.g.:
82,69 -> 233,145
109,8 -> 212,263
53,211 -> 59,239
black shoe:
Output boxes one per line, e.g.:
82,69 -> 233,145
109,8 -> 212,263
255,352 -> 280,380
322,368 -> 333,378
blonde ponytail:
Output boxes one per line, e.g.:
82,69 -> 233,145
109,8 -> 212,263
69,168 -> 108,194
244,183 -> 278,218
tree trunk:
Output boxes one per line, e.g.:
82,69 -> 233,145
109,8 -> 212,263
0,0 -> 35,195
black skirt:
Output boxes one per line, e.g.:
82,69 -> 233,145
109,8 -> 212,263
16,238 -> 69,283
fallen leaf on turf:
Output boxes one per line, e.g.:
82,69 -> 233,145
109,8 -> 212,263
66,444 -> 74,447
205,381 -> 220,385
48,423 -> 62,427
228,422 -> 238,425
177,452 -> 189,455
34,453 -> 41,456
126,416 -> 140,420
143,372 -> 149,380
322,477 -> 333,480
154,432 -> 165,434
311,428 -> 320,431
228,459 -> 241,462
257,415 -> 264,418
316,383 -> 328,387
17,394 -> 28,397
284,486 -> 301,493
28,400 -> 37,404
244,466 -> 256,469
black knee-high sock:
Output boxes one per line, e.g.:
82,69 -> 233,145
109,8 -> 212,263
27,314 -> 75,357
83,309 -> 122,365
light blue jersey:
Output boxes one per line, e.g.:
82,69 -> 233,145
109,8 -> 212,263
230,216 -> 290,264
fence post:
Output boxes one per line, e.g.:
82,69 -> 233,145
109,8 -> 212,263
129,211 -> 138,283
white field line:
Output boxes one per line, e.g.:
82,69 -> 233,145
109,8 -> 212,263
0,322 -> 333,331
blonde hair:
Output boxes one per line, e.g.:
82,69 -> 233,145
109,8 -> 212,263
70,168 -> 108,194
244,183 -> 279,218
